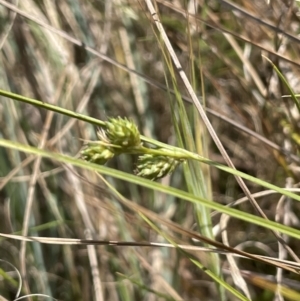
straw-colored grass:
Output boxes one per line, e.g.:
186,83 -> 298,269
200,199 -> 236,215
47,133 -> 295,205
1,1 -> 300,300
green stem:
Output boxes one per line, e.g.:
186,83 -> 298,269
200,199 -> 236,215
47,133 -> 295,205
2,89 -> 300,203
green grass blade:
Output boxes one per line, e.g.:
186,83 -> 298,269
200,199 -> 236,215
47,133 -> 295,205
140,213 -> 250,301
1,138 -> 300,240
263,56 -> 300,112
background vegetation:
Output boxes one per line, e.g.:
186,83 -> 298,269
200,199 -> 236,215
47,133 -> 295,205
1,0 -> 300,300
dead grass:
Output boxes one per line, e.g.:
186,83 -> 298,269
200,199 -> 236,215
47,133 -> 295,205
1,0 -> 300,300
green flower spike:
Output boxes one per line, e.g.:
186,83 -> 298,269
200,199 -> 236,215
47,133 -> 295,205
104,117 -> 141,148
81,144 -> 114,165
136,154 -> 182,180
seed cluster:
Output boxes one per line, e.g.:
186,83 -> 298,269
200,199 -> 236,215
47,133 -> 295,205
105,117 -> 141,148
81,117 -> 183,180
135,154 -> 182,180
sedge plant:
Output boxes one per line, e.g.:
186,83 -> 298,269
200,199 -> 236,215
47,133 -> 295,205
2,1 -> 300,301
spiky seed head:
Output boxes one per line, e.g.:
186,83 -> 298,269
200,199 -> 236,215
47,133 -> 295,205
135,154 -> 182,180
81,144 -> 114,165
97,128 -> 110,144
105,117 -> 141,148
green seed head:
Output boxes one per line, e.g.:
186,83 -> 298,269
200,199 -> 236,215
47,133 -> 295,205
105,117 -> 141,148
136,154 -> 181,180
81,144 -> 114,165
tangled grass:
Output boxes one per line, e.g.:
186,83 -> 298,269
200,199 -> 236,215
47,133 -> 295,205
1,1 -> 300,300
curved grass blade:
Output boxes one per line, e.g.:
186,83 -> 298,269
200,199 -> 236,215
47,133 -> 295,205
263,55 -> 300,112
1,138 -> 300,240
